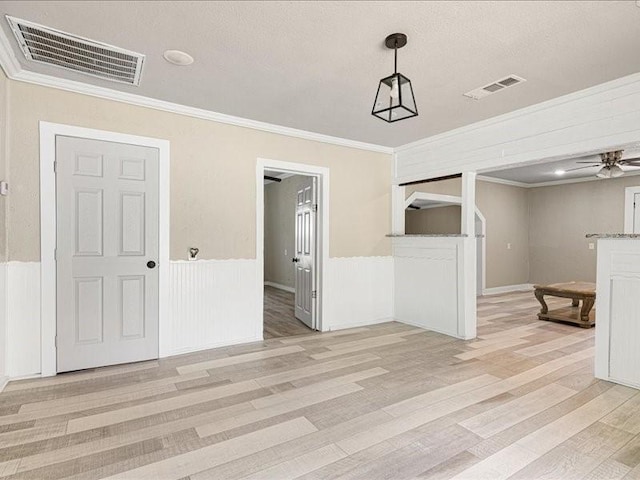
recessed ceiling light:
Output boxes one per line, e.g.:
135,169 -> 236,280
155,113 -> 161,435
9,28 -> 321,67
554,169 -> 566,176
163,50 -> 194,66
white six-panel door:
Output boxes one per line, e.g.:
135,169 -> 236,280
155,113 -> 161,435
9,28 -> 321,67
56,136 -> 160,372
294,178 -> 316,329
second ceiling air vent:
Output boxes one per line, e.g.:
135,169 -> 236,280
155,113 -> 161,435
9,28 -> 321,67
464,75 -> 526,100
6,15 -> 145,86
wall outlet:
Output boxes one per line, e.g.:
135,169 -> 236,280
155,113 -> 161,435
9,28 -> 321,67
507,243 -> 512,250
284,249 -> 287,256
588,243 -> 595,250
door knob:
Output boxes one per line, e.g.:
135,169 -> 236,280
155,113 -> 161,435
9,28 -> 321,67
147,261 -> 157,269
292,257 -> 299,263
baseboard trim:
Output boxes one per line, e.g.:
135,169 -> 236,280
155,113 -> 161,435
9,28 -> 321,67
395,318 -> 464,339
162,335 -> 264,357
264,281 -> 295,293
482,284 -> 534,296
0,376 -> 8,393
327,317 -> 394,332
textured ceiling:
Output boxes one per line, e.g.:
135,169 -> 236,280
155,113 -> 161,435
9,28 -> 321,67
1,1 -> 640,147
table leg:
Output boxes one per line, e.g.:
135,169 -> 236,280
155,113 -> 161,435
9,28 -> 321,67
581,297 -> 595,325
571,298 -> 579,307
534,289 -> 548,315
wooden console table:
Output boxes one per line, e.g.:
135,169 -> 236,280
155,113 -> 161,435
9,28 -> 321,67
533,281 -> 596,328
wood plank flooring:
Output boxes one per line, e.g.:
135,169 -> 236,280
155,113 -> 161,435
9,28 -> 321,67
1,291 -> 639,479
263,286 -> 316,339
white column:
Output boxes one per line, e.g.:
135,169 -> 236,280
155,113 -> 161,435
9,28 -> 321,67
391,185 -> 406,235
460,172 -> 477,339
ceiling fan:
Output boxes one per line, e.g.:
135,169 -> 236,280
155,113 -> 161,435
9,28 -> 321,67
566,150 -> 640,179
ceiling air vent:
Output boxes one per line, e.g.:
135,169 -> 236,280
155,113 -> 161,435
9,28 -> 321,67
6,15 -> 145,85
463,75 -> 526,100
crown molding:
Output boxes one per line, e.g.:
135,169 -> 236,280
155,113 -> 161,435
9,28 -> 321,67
0,37 -> 393,155
0,21 -> 20,77
478,169 -> 640,189
476,175 -> 530,188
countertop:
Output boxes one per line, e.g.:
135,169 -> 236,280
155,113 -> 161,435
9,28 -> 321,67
586,234 -> 640,239
386,234 -> 486,238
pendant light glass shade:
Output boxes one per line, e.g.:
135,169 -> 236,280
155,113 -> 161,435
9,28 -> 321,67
372,33 -> 418,123
372,73 -> 418,122
596,165 -> 624,179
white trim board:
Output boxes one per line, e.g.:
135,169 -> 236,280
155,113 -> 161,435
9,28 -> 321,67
39,122 -> 171,377
482,284 -> 534,296
256,158 -> 330,334
264,281 -> 295,293
0,32 -> 391,155
395,71 -> 640,183
624,186 -> 640,234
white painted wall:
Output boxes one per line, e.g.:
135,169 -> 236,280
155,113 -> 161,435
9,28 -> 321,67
395,72 -> 640,184
393,237 -> 473,340
595,239 -> 640,389
324,256 -> 394,331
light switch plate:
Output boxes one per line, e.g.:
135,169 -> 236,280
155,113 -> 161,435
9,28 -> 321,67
0,181 -> 7,196
588,243 -> 595,250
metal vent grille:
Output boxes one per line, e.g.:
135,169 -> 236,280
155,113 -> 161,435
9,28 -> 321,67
464,74 -> 526,100
6,16 -> 144,85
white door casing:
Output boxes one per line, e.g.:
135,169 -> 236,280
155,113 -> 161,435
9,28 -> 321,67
623,186 -> 640,234
56,136 -> 160,372
634,193 -> 640,234
256,158 -> 328,335
294,177 -> 316,329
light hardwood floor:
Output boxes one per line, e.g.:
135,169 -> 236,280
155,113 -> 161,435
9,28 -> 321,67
1,291 -> 639,479
264,286 -> 316,339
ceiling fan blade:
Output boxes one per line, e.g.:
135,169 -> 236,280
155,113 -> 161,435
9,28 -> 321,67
620,157 -> 640,165
565,165 -> 600,172
575,161 -> 602,164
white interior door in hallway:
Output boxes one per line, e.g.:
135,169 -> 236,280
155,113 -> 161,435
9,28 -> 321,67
56,136 -> 160,372
294,177 -> 317,329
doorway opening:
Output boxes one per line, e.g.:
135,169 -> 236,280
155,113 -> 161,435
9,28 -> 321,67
257,159 -> 328,340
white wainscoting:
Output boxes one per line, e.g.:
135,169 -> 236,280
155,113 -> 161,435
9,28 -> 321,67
6,262 -> 41,378
595,239 -> 640,389
394,72 -> 640,183
166,259 -> 261,356
393,237 -> 474,340
323,256 -> 394,331
4,256 -> 395,378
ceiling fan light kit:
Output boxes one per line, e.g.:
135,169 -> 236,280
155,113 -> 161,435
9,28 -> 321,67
372,33 -> 418,123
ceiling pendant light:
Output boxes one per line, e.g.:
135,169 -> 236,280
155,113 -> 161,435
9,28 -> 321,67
610,164 -> 624,178
596,166 -> 612,179
372,33 -> 418,123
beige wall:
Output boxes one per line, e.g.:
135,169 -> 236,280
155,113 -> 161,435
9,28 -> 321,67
406,179 -> 530,288
264,175 -> 306,288
5,81 -> 392,261
528,176 -> 640,284
405,175 -> 640,287
476,181 -> 530,288
405,206 -> 461,235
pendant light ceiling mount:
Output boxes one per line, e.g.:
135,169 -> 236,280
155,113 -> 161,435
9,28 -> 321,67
372,32 -> 418,123
384,33 -> 407,49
